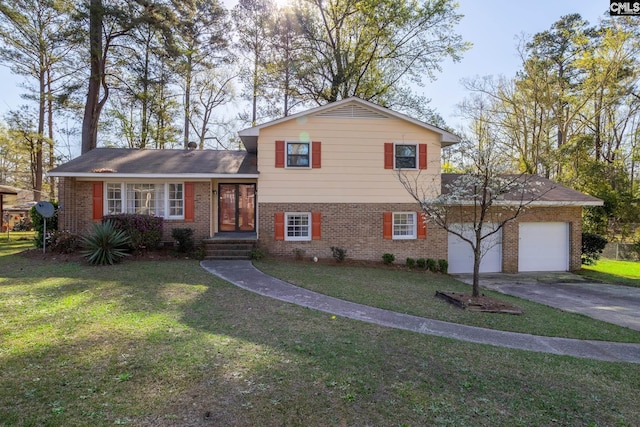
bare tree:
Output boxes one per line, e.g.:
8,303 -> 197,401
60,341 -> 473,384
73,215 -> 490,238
232,0 -> 275,125
189,70 -> 235,149
399,137 -> 553,297
172,0 -> 228,148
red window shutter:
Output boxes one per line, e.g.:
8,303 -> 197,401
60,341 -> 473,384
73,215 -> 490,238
383,211 -> 393,239
275,140 -> 285,168
312,141 -> 321,168
419,144 -> 427,169
384,143 -> 394,169
274,212 -> 285,240
417,212 -> 427,239
92,182 -> 103,221
184,182 -> 195,222
312,212 -> 321,240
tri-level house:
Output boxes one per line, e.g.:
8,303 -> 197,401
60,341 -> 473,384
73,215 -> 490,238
48,97 -> 602,273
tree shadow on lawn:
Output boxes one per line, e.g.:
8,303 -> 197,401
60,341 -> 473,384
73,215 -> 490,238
2,255 -> 640,426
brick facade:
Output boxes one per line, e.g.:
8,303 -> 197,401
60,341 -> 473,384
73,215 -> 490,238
501,206 -> 583,272
259,202 -> 583,271
57,177 -> 584,271
57,177 -> 212,242
258,202 -> 448,262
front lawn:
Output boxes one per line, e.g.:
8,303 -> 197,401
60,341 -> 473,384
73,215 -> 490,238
254,259 -> 640,342
580,258 -> 640,287
1,244 -> 639,426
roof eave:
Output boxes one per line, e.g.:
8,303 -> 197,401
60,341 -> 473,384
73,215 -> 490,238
440,200 -> 604,207
238,97 -> 462,146
48,172 -> 260,179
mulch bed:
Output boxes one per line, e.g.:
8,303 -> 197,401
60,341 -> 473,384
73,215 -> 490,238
435,290 -> 523,315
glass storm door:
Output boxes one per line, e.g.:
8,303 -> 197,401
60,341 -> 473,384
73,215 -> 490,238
218,184 -> 256,232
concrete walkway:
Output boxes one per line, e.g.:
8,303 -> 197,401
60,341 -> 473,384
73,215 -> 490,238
200,260 -> 640,364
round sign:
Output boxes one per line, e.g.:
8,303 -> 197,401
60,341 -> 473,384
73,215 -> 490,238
35,201 -> 55,218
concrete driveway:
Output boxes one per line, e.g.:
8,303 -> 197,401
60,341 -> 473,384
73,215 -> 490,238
454,272 -> 640,332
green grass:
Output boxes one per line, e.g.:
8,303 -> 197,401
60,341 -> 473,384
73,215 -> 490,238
1,244 -> 640,426
580,258 -> 640,287
254,259 -> 640,343
0,231 -> 36,254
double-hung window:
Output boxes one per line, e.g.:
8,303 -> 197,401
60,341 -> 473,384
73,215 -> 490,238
393,212 -> 417,239
287,142 -> 310,167
285,212 -> 311,241
168,184 -> 184,216
395,144 -> 417,169
105,182 -> 184,219
106,183 -> 122,214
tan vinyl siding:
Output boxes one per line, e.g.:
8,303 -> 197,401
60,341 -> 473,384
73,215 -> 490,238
257,116 -> 442,203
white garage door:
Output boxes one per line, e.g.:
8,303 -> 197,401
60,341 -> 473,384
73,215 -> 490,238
519,222 -> 569,272
448,224 -> 502,274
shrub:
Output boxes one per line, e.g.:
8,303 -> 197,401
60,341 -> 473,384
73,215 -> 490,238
382,253 -> 395,265
81,221 -> 131,265
416,258 -> 427,269
582,232 -> 608,265
171,228 -> 195,253
30,202 -> 58,248
49,230 -> 82,254
251,247 -> 266,260
103,214 -> 163,252
406,257 -> 416,268
426,258 -> 437,272
294,248 -> 306,260
438,259 -> 449,274
12,216 -> 32,231
633,240 -> 640,260
330,246 -> 347,262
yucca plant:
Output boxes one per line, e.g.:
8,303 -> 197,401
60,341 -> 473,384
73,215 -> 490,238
81,221 -> 131,265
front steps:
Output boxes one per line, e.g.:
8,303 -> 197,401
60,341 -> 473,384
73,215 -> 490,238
202,234 -> 257,260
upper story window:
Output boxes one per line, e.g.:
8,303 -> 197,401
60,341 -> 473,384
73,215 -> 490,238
384,142 -> 427,170
395,144 -> 417,169
287,142 -> 310,167
275,140 -> 321,169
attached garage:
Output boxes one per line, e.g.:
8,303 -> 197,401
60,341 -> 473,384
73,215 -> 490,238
448,224 -> 502,274
518,222 -> 569,272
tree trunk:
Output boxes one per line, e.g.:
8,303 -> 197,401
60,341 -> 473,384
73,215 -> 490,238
47,68 -> 55,200
81,0 -> 104,154
472,231 -> 482,297
35,68 -> 45,202
252,43 -> 259,126
472,253 -> 481,297
183,54 -> 192,148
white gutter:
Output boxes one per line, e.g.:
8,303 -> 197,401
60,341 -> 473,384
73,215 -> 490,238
48,173 -> 260,179
440,200 -> 603,207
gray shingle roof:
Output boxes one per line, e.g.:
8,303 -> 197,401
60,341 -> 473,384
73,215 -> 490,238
48,148 -> 258,177
441,173 -> 603,206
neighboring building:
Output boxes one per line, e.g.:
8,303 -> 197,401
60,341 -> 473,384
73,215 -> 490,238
48,97 -> 602,272
0,185 -> 36,231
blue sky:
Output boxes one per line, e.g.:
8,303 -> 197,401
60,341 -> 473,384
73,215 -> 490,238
0,0 -> 610,133
421,0 -> 609,129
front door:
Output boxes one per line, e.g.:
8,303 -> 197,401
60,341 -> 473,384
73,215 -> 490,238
218,184 -> 256,232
